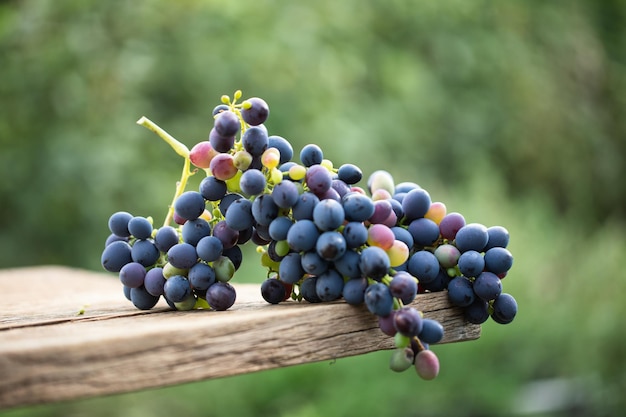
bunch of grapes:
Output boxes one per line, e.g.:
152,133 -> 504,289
100,91 -> 518,380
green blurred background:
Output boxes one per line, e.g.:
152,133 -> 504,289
1,0 -> 625,416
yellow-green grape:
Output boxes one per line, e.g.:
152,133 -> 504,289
174,294 -> 197,311
288,164 -> 307,181
194,297 -> 210,309
394,332 -> 410,348
424,202 -> 447,225
261,251 -> 280,272
261,148 -> 280,170
163,262 -> 188,279
321,159 -> 334,171
214,256 -> 236,282
270,167 -> 283,185
386,240 -> 410,267
225,170 -> 243,193
368,170 -> 395,196
390,348 -> 415,373
233,150 -> 253,171
275,240 -> 290,257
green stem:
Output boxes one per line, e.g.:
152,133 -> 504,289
136,116 -> 190,158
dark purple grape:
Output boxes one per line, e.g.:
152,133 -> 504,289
241,97 -> 269,126
261,278 -> 286,304
206,282 -> 236,310
214,110 -> 240,137
108,211 -> 133,237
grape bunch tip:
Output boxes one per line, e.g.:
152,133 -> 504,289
101,91 -> 518,380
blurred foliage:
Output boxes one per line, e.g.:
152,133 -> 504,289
0,0 -> 625,416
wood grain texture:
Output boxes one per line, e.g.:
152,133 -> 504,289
0,266 -> 480,409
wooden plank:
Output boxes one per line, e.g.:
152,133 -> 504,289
0,266 -> 480,409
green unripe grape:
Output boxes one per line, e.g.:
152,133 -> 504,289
394,332 -> 411,348
214,256 -> 236,282
174,294 -> 197,311
225,170 -> 243,194
389,347 -> 415,372
233,150 -> 253,171
275,240 -> 290,257
261,251 -> 280,272
163,262 -> 188,279
368,170 -> 395,196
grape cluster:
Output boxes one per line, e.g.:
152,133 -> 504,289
101,91 -> 518,380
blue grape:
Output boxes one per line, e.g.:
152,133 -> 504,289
342,222 -> 368,249
268,135 -> 293,164
286,219 -> 319,252
199,176 -> 227,201
130,286 -> 160,310
174,191 -> 206,221
465,298 -> 490,324
419,319 -> 444,344
101,240 -> 132,272
473,271 -> 502,301
359,246 -> 390,280
342,277 -> 368,305
218,193 -> 243,217
108,211 -> 133,237
166,243 -> 198,269
212,220 -> 239,249
279,252 -> 305,284
182,218 -> 212,246
457,250 -> 485,278
389,271 -> 418,304
128,216 -> 153,240
401,188 -> 432,221
391,226 -> 414,249
484,247 -> 513,275
268,216 -> 293,241
261,278 -> 286,304
241,97 -> 269,126
393,307 -> 423,337
455,223 -> 489,253
300,277 -> 321,303
315,269 -> 344,302
333,249 -> 362,278
119,262 -> 146,288
242,126 -> 268,157
300,144 -> 323,167
105,233 -> 128,247
484,225 -> 510,250
420,267 -> 451,292
316,231 -> 347,261
364,282 -> 394,317
251,194 -> 279,226
206,282 -> 236,311
491,293 -> 518,324
394,182 -> 421,194
212,104 -> 229,116
214,110 -> 240,137
305,164 -> 332,196
144,267 -> 166,296
188,262 -> 216,291
312,198 -> 345,231
342,192 -> 375,222
292,192 -> 320,220
301,250 -> 329,275
209,127 -> 235,153
196,236 -> 224,262
225,198 -> 254,231
240,169 -> 267,196
407,250 -> 440,283
408,218 -> 440,247
131,239 -> 160,267
163,275 -> 192,303
154,226 -> 180,253
337,163 -> 362,185
272,179 -> 299,208
447,276 -> 475,307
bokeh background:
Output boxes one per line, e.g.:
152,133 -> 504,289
1,0 -> 625,416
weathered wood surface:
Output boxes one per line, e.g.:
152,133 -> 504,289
0,266 -> 480,409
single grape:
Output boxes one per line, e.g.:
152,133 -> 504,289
279,252 -> 305,284
299,277 -> 322,303
484,247 -> 513,275
209,153 -> 238,181
292,192 -> 320,220
313,198 -> 345,231
212,104 -> 229,116
491,293 -> 518,324
368,199 -> 393,224
131,239 -> 160,267
447,276 -> 475,307
337,164 -> 362,185
163,262 -> 188,279
424,202 -> 447,225
163,275 -> 192,303
367,170 -> 395,196
119,262 -> 146,288
342,277 -> 368,305
439,212 -> 466,241
414,350 -> 440,380
108,211 -> 133,237
300,250 -> 329,275
206,282 -> 236,311
407,250 -> 440,284
433,244 -> 461,269
241,97 -> 269,126
300,144 -> 323,167
286,219 -> 319,252
342,221 -> 369,249
167,243 -> 198,269
174,191 -> 206,222
214,110 -> 240,137
454,223 -> 489,253
316,231 -> 347,262
261,278 -> 286,304
189,141 -> 218,169
233,150 -> 253,171
130,286 -> 160,310
484,225 -> 510,250
386,240 -> 410,267
464,298 -> 490,324
333,249 -> 362,278
105,233 -> 127,247
402,188 -> 432,221
154,226 -> 180,253
418,319 -> 444,344
378,311 -> 397,336
128,216 -> 153,240
101,240 -> 132,272
364,282 -> 394,317
389,348 -> 415,373
208,127 -> 235,153
315,269 -> 344,302
305,164 -> 332,196
182,218 -> 212,246
272,179 -> 299,208
223,245 -> 243,269
199,176 -> 228,201
267,216 -> 293,242
359,246 -> 391,281
473,271 -> 502,301
242,126 -> 269,157
389,271 -> 418,305
225,198 -> 254,231
342,192 -> 375,222
188,262 -> 216,291
391,226 -> 414,249
408,218 -> 440,247
213,255 -> 236,282
367,223 -> 395,250
251,194 -> 279,226
212,220 -> 239,249
261,147 -> 281,170
457,250 -> 485,278
144,267 -> 166,296
394,307 -> 423,337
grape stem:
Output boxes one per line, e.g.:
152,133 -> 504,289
136,116 -> 195,227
